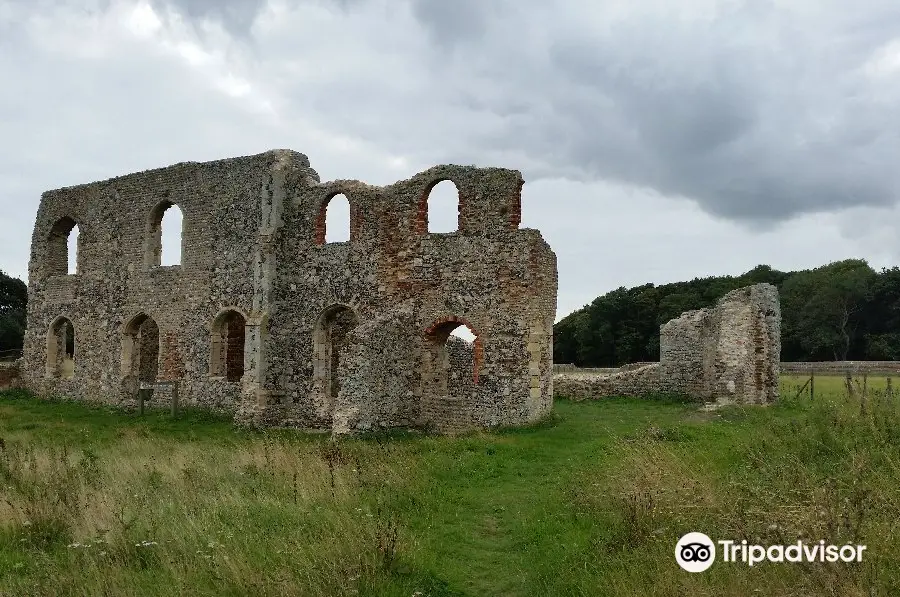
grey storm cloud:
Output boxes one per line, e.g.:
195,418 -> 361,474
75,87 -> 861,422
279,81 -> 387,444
462,2 -> 894,223
208,0 -> 896,226
443,1 -> 900,224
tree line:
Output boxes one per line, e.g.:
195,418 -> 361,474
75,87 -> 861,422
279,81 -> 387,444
0,270 -> 26,357
554,259 -> 900,367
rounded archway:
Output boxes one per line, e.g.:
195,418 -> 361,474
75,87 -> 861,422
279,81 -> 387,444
210,309 -> 247,382
145,201 -> 184,267
46,217 -> 80,277
420,316 -> 483,429
46,316 -> 76,379
423,316 -> 483,384
121,312 -> 160,383
312,304 -> 359,412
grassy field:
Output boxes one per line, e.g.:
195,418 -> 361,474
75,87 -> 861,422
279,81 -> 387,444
0,376 -> 898,596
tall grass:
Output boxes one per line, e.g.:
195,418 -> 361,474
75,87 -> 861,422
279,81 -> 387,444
0,379 -> 898,596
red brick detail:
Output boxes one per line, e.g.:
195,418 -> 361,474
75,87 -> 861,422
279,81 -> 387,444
472,337 -> 484,385
316,193 -> 360,245
417,179 -> 462,235
511,178 -> 523,229
159,332 -> 184,381
314,198 -> 328,245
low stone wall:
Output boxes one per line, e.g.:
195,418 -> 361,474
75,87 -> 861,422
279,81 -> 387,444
781,361 -> 900,375
553,364 -> 619,374
554,363 -> 661,401
553,363 -> 657,375
0,362 -> 21,390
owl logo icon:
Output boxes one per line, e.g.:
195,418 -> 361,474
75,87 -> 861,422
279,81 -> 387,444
676,532 -> 716,572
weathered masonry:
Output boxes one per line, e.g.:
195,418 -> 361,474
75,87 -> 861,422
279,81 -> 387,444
555,284 -> 781,404
21,150 -> 558,433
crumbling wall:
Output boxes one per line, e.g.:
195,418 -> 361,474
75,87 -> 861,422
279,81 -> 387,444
23,150 -> 558,435
247,161 -> 557,434
330,307 -> 422,434
554,363 -> 661,401
782,361 -> 900,375
660,283 -> 780,404
0,362 -> 21,390
555,283 -> 781,404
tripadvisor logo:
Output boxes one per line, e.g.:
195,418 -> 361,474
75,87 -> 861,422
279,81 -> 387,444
675,532 -> 868,572
676,532 -> 715,573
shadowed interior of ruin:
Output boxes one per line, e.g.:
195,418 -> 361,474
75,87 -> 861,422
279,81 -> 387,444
46,316 -> 75,379
211,310 -> 247,383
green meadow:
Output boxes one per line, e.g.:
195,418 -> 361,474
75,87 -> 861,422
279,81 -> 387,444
0,375 -> 898,596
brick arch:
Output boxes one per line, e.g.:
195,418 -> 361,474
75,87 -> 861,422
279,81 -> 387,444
314,192 -> 361,245
45,216 -> 81,277
424,315 -> 484,384
416,178 -> 465,235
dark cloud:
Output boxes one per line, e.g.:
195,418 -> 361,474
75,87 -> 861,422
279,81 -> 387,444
423,1 -> 900,224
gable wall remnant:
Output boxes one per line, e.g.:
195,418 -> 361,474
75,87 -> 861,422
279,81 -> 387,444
21,150 -> 558,434
555,283 -> 781,404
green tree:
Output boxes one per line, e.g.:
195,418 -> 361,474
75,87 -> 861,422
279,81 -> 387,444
0,270 -> 27,355
862,267 -> 900,359
779,260 -> 875,361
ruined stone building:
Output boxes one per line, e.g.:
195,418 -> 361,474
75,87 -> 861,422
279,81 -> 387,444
555,284 -> 781,404
21,150 -> 558,433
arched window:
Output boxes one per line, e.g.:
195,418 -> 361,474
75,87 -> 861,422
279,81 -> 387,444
146,202 -> 183,267
423,316 -> 483,384
316,194 -> 354,245
121,313 -> 160,384
326,194 -> 350,243
46,217 -> 80,277
46,316 -> 76,379
312,305 -> 359,409
210,309 -> 247,382
423,180 -> 460,233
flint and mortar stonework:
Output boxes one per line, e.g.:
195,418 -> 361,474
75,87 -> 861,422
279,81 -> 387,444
21,150 -> 558,434
555,284 -> 781,404
554,363 -> 661,401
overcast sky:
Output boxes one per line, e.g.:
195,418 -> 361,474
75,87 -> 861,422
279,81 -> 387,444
1,0 -> 899,321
